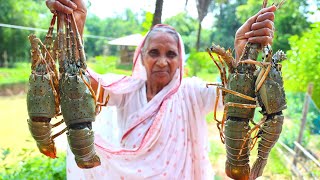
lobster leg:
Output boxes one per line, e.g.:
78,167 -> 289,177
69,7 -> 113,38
206,49 -> 228,88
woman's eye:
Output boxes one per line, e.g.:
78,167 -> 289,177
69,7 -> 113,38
148,50 -> 159,57
167,51 -> 177,58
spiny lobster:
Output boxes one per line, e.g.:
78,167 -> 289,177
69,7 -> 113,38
206,0 -> 286,179
27,12 -> 109,169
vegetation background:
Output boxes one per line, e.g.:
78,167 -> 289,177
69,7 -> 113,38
0,0 -> 319,179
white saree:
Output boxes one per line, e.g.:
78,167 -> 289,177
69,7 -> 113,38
66,24 -> 220,180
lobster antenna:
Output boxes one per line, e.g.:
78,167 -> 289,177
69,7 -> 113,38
275,0 -> 286,9
68,14 -> 77,66
70,13 -> 87,69
57,12 -> 66,73
43,14 -> 56,55
65,14 -> 72,63
262,0 -> 268,8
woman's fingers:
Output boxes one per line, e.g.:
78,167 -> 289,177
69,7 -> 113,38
251,20 -> 274,31
248,36 -> 273,45
45,0 -> 77,14
256,12 -> 275,22
246,20 -> 274,45
245,5 -> 277,25
58,0 -> 77,9
245,28 -> 273,38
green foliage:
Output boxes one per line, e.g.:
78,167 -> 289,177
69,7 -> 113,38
84,9 -> 144,57
164,13 -> 198,53
208,139 -> 225,163
186,50 -> 214,76
282,22 -> 320,107
87,56 -> 132,75
236,0 -> 310,52
261,144 -> 291,175
0,148 -> 66,180
0,0 -> 51,67
88,55 -> 118,74
280,93 -> 313,148
142,12 -> 154,34
210,0 -> 246,50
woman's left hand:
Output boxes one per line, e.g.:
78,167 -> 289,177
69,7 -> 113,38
234,5 -> 277,60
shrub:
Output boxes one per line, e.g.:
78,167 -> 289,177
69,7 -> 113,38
0,148 -> 66,180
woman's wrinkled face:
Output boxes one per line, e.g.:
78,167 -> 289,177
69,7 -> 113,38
142,32 -> 180,87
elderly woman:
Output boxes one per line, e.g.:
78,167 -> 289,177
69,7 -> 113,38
47,0 -> 277,179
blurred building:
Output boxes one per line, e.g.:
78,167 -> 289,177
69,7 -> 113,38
108,34 -> 143,64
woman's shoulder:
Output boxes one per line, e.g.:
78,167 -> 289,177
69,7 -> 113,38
181,76 -> 206,87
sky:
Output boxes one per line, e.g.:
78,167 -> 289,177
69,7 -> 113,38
86,0 -> 215,29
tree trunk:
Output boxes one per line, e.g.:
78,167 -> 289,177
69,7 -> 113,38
196,21 -> 202,51
152,0 -> 164,27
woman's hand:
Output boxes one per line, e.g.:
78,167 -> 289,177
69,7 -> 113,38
46,0 -> 87,36
234,5 -> 277,60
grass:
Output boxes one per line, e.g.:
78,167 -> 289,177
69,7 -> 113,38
0,56 -> 132,87
0,62 -> 30,85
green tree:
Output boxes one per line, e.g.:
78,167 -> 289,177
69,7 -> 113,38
282,22 -> 320,107
236,0 -> 310,52
84,9 -> 143,57
195,0 -> 214,51
210,0 -> 247,50
186,50 -> 212,76
152,0 -> 164,26
84,14 -> 107,57
142,12 -> 154,34
164,12 -> 198,53
0,0 -> 51,67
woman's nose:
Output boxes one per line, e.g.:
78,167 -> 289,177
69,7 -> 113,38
156,56 -> 168,67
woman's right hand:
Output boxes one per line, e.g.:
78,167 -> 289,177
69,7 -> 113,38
46,0 -> 87,35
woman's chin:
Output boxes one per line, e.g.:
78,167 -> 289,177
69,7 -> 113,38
152,76 -> 170,86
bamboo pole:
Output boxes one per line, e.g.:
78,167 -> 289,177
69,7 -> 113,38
293,83 -> 313,165
294,141 -> 320,168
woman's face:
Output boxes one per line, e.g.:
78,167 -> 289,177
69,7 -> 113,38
142,32 -> 180,87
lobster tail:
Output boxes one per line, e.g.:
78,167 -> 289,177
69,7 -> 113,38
67,127 -> 101,168
250,114 -> 284,179
250,158 -> 267,179
27,119 -> 56,158
225,120 -> 251,180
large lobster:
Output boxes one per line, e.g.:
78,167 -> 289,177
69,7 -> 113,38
27,12 -> 107,168
206,0 -> 286,179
